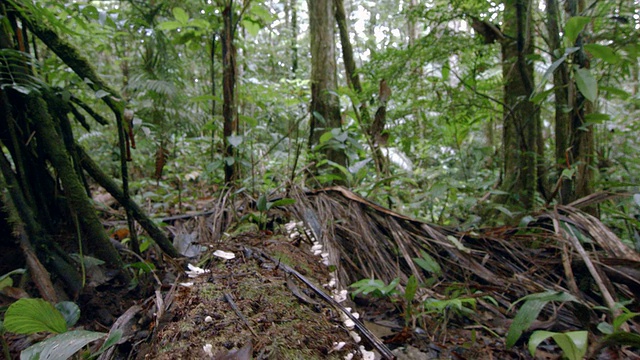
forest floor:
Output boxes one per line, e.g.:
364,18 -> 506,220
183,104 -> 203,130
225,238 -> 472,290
3,187 -> 640,359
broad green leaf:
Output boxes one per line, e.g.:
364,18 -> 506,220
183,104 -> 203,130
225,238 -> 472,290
55,301 -> 80,328
584,44 -> 620,64
528,330 -> 587,360
332,130 -> 348,143
564,17 -> 590,45
0,269 -> 23,290
157,21 -> 182,31
172,7 -> 189,24
413,250 -> 442,276
441,64 -> 450,82
256,194 -> 268,212
519,215 -> 535,227
312,111 -> 326,124
574,67 -> 597,102
20,330 -> 106,360
250,4 -> 275,23
597,322 -> 614,335
4,298 -> 67,334
537,47 -> 578,92
507,291 -> 578,348
507,299 -> 547,348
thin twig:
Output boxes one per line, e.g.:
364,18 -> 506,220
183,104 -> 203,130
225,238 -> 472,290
224,292 -> 258,337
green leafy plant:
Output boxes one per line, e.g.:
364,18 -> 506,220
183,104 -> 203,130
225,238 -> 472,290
3,298 -> 121,360
0,268 -> 26,291
506,291 -> 579,348
594,304 -> 640,350
349,277 -> 400,298
528,330 -> 588,360
249,195 -> 296,230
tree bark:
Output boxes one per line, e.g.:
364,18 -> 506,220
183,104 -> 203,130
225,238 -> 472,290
567,0 -> 595,208
499,0 -> 540,210
222,3 -> 239,184
308,0 -> 346,171
546,0 -> 572,204
26,94 -> 126,270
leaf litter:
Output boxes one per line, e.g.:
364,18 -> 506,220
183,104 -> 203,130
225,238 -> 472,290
10,187 -> 636,359
134,187 -> 639,359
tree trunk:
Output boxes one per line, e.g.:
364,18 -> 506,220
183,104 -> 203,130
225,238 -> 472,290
222,2 -> 239,184
499,0 -> 540,211
27,94 -> 126,270
308,0 -> 346,172
290,0 -> 298,78
546,0 -> 572,204
567,0 -> 595,208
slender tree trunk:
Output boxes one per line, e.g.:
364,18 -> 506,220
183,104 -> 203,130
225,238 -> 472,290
308,0 -> 346,170
499,0 -> 539,210
222,2 -> 239,183
210,33 -> 217,161
567,0 -> 595,207
546,0 -> 572,204
290,0 -> 298,78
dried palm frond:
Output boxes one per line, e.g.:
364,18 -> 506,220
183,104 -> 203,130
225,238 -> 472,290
287,186 -> 640,329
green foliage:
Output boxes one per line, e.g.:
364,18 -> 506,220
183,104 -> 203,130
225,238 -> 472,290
4,298 -> 68,335
349,277 -> 400,298
0,269 -> 26,291
574,67 -> 598,102
528,330 -> 588,360
3,298 -> 120,360
20,330 -> 108,360
413,250 -> 442,277
55,302 -> 81,329
506,291 -> 579,349
564,16 -> 591,45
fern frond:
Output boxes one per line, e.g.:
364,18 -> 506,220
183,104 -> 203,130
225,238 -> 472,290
0,49 -> 46,94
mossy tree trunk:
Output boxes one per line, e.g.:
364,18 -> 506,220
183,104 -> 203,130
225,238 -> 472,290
0,2 -> 179,296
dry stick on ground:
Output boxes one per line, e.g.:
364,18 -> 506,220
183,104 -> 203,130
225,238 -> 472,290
253,247 -> 395,360
553,208 -> 623,325
224,292 -> 258,337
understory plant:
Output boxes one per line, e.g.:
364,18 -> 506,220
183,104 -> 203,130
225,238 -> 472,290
2,298 -> 121,360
